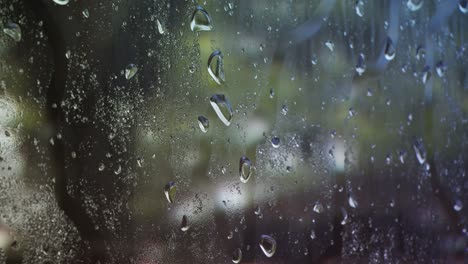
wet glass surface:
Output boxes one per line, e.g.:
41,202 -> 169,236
0,0 -> 467,263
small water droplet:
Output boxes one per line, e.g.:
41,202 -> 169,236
348,195 -> 358,208
232,248 -> 242,263
416,45 -> 425,60
407,0 -> 423,11
412,138 -> 426,165
313,201 -> 324,214
325,40 -> 334,52
271,136 -> 280,148
398,150 -> 406,164
164,181 -> 176,203
198,115 -> 209,133
384,37 -> 396,61
52,0 -> 70,5
65,50 -> 71,59
367,88 -> 373,97
254,205 -> 261,215
348,107 -> 356,117
259,235 -> 276,258
239,156 -> 253,183
98,162 -> 105,171
460,0 -> 468,13
453,200 -> 463,211
207,50 -> 225,84
82,8 -> 90,18
3,23 -> 21,42
157,19 -> 165,34
209,94 -> 233,126
190,6 -> 213,32
356,53 -> 366,76
180,215 -> 190,231
355,0 -> 364,17
422,65 -> 431,84
125,64 -> 138,80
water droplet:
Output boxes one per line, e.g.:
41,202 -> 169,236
416,45 -> 425,60
412,139 -> 426,165
340,207 -> 348,225
98,162 -> 105,171
232,248 -> 242,263
157,19 -> 165,34
325,40 -> 334,52
271,136 -> 280,148
52,0 -> 70,5
356,53 -> 366,76
310,230 -> 316,239
197,115 -> 209,133
209,94 -> 233,126
125,64 -> 138,80
348,195 -> 358,208
180,215 -> 190,231
65,50 -> 71,59
348,107 -> 356,117
407,0 -> 423,11
114,164 -> 122,175
164,181 -> 176,203
259,235 -> 276,258
269,88 -> 275,98
384,37 -> 396,61
355,0 -> 364,17
82,8 -> 90,18
313,201 -> 324,214
453,200 -> 463,211
422,65 -> 431,84
460,0 -> 468,13
281,104 -> 288,115
254,205 -> 261,215
3,23 -> 21,42
367,88 -> 373,97
207,50 -> 225,84
239,156 -> 253,183
398,150 -> 406,164
435,61 -> 446,77
190,6 -> 213,32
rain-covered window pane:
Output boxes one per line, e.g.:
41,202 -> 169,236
0,0 -> 467,263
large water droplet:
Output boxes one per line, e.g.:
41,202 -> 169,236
232,248 -> 242,263
271,136 -> 280,148
157,19 -> 165,34
164,181 -> 176,203
259,235 -> 276,258
207,50 -> 225,84
180,215 -> 190,231
190,6 -> 213,32
355,0 -> 364,17
239,156 -> 253,183
82,8 -> 90,18
209,94 -> 233,126
356,53 -> 366,76
412,139 -> 426,165
3,23 -> 21,42
198,115 -> 209,133
52,0 -> 70,5
125,64 -> 138,80
407,0 -> 423,11
460,0 -> 468,13
384,37 -> 396,61
348,195 -> 358,208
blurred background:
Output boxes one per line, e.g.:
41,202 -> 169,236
0,0 -> 467,263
